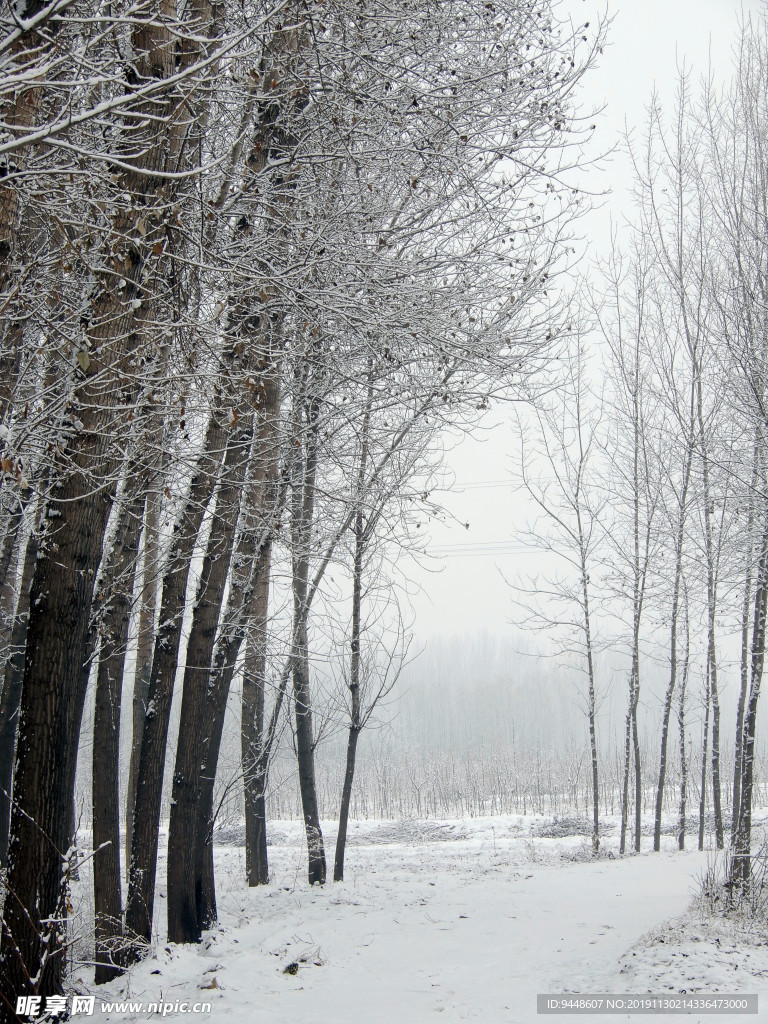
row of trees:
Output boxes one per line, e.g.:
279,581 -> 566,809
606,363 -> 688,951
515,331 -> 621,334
210,729 -> 768,826
0,0 -> 600,1011
514,16 -> 768,887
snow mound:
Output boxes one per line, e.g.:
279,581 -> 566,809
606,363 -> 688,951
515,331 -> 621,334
350,819 -> 469,845
531,815 -> 616,839
211,823 -> 245,846
211,822 -> 296,847
619,911 -> 768,993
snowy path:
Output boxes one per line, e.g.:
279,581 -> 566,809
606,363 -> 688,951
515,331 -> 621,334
219,842 -> 710,1024
87,823 -> 765,1024
84,819 -> 766,1024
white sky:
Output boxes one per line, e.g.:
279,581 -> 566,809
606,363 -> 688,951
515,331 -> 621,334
406,0 -> 764,643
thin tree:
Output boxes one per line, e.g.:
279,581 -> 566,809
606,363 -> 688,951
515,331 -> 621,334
510,335 -> 606,855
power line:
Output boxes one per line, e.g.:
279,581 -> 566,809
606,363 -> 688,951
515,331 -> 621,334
427,542 -> 555,558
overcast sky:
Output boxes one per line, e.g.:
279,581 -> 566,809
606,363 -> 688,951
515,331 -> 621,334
406,0 -> 764,644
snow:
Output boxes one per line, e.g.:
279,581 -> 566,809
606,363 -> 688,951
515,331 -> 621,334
620,913 -> 768,998
74,816 -> 768,1023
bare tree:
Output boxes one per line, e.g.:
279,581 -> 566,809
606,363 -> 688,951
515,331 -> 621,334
596,247 -> 663,855
510,334 -> 606,855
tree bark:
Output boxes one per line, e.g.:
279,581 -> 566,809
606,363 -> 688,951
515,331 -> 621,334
0,405 -> 125,1000
0,501 -> 27,667
125,412 -> 226,954
242,552 -> 274,888
695,375 -> 724,850
334,726 -> 360,882
619,703 -> 632,856
632,680 -> 641,853
167,410 -> 253,943
197,352 -> 284,920
653,436 -> 693,851
0,521 -> 37,870
92,482 -> 147,982
732,443 -> 759,844
698,660 -> 711,852
0,1 -> 62,363
334,508 -> 364,882
582,573 -> 600,857
677,590 -> 690,850
198,550 -> 283,924
125,484 -> 163,877
731,515 -> 768,889
291,386 -> 326,885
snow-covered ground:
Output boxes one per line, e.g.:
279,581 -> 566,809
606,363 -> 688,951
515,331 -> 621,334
72,816 -> 768,1023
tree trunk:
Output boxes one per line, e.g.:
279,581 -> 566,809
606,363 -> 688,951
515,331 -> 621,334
334,507 -> 365,882
0,500 -> 28,669
197,11 -> 309,909
242,555 -> 273,888
290,389 -> 326,886
632,686 -> 641,853
198,561 -> 282,924
732,444 -> 759,844
92,483 -> 146,982
731,515 -> 768,890
92,637 -> 125,985
654,644 -> 678,852
333,373 -> 376,882
677,591 -> 690,851
696,373 -> 724,850
334,727 -> 360,882
0,523 -> 37,870
583,597 -> 600,857
573,468 -> 600,856
167,413 -> 252,944
619,703 -> 632,855
126,486 -> 162,877
292,625 -> 326,884
710,656 -> 724,850
654,433 -> 693,852
620,339 -> 647,857
0,340 -> 143,1002
698,663 -> 711,852
197,353 -> 284,920
125,413 -> 226,954
249,789 -> 270,886
733,548 -> 754,844
200,640 -> 287,924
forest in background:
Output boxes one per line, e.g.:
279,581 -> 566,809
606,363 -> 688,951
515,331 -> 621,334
66,629 -> 768,828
